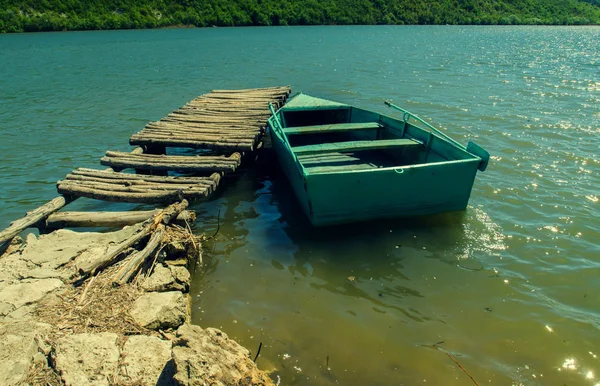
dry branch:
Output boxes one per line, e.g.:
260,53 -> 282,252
76,200 -> 189,277
0,196 -> 69,245
45,209 -> 196,229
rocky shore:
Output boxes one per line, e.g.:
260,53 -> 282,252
0,223 -> 275,385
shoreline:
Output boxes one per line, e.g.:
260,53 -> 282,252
0,216 -> 275,385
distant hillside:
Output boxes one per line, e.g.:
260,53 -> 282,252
1,0 -> 599,32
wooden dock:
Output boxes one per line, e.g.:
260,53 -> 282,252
0,85 -> 291,245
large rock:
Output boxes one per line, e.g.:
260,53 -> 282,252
169,266 -> 190,291
172,324 -> 275,386
142,265 -> 186,292
119,335 -> 174,385
129,291 -> 187,330
15,225 -> 142,271
0,320 -> 52,386
0,278 -> 63,310
54,332 -> 120,386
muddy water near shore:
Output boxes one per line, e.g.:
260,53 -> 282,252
1,26 -> 598,385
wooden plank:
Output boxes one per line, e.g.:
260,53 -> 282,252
70,168 -> 218,184
284,122 -> 382,136
0,196 -> 70,245
130,135 -> 255,151
100,153 -> 240,173
45,210 -> 196,229
292,139 -> 422,155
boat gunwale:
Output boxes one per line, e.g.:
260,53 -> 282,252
269,94 -> 488,177
302,157 -> 480,176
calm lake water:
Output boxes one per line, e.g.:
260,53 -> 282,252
1,26 -> 598,385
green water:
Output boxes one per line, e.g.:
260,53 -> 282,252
1,26 -> 598,385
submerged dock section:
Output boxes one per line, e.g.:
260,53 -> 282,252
0,85 -> 290,242
0,86 -> 290,386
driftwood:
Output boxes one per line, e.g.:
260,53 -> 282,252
135,128 -> 259,140
69,168 -> 219,185
0,196 -> 70,245
101,151 -> 241,173
58,184 -> 184,204
210,85 -> 291,94
112,225 -> 165,286
146,122 -> 261,133
45,209 -> 196,229
58,167 -> 220,203
130,135 -> 255,151
77,200 -> 189,276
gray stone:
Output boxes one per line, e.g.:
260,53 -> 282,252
129,291 -> 187,330
0,278 -> 63,309
141,265 -> 185,292
0,320 -> 52,386
172,324 -> 274,386
0,236 -> 23,259
54,332 -> 120,386
169,266 -> 190,291
0,301 -> 15,317
19,225 -> 142,270
119,335 -> 173,385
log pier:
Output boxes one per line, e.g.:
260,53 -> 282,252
0,85 -> 290,245
0,86 -> 290,386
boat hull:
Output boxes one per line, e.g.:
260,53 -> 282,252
268,94 -> 489,227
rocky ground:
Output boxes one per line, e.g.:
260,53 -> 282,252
0,225 -> 275,386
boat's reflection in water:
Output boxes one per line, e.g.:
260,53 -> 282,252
191,162 -> 509,386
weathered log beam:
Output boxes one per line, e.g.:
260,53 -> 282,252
100,158 -> 238,173
129,136 -> 254,151
146,122 -> 260,133
77,200 -> 189,276
113,225 -> 165,286
57,184 -> 186,204
136,128 -> 259,140
0,196 -> 70,245
104,151 -> 242,164
175,107 -> 271,115
70,168 -> 217,184
57,180 -> 210,195
62,175 -> 215,190
209,86 -> 291,94
45,209 -> 196,229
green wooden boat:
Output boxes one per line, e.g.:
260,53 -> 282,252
267,94 -> 490,227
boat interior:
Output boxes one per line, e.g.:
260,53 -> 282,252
278,107 -> 466,174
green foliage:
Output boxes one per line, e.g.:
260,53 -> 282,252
0,0 -> 598,32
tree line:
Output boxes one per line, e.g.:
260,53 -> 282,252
1,0 -> 599,33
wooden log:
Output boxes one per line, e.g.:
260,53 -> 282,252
100,157 -> 238,173
176,105 -> 271,114
63,174 -> 215,189
77,200 -> 189,276
70,168 -> 217,184
57,180 -> 210,195
45,209 -> 196,229
146,122 -> 260,133
113,225 -> 165,285
129,136 -> 255,151
0,196 -> 70,245
210,86 -> 291,94
136,128 -> 259,140
57,184 -> 184,204
182,104 -> 270,112
163,116 -> 265,125
104,151 -> 241,164
187,100 -> 272,108
159,117 -> 265,128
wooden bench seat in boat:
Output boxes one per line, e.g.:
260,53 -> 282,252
291,138 -> 422,155
283,122 -> 382,135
